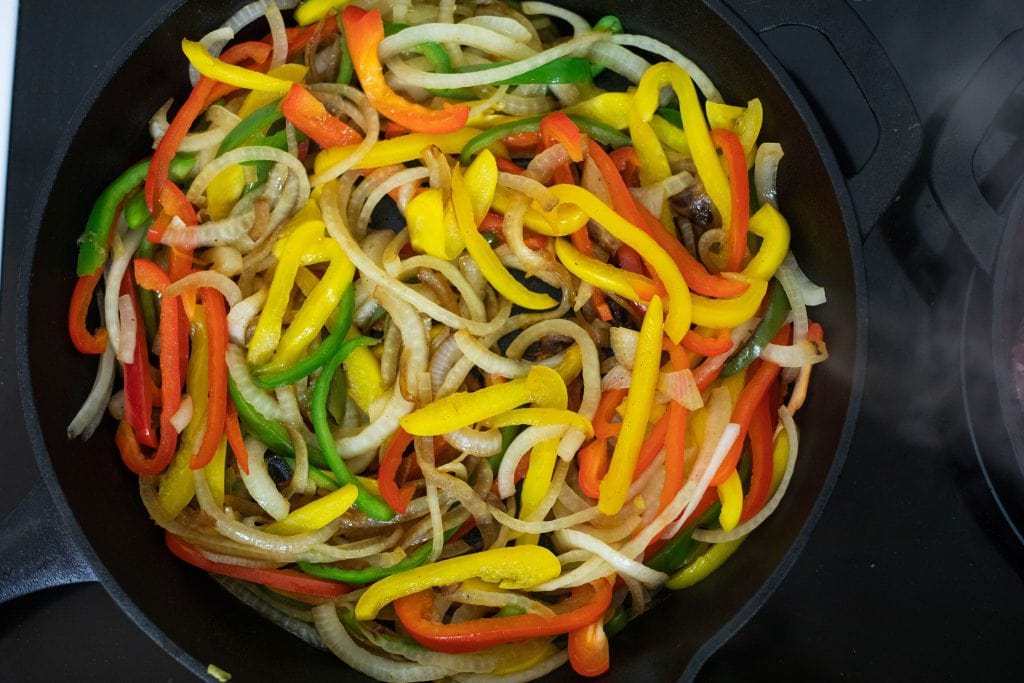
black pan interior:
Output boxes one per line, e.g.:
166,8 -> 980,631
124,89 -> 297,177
18,0 -> 865,680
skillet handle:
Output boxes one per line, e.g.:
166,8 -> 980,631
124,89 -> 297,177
0,480 -> 96,604
728,0 -> 921,237
929,28 -> 1024,274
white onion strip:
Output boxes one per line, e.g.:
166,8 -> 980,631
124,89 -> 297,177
67,346 -> 116,440
227,286 -> 266,346
239,437 -> 291,521
187,146 -> 310,209
754,142 -> 784,209
169,395 -> 194,433
453,329 -> 529,378
163,270 -> 243,307
103,225 -> 146,358
610,34 -> 722,102
556,529 -> 667,588
379,23 -> 537,62
116,294 -> 137,364
761,340 -> 829,368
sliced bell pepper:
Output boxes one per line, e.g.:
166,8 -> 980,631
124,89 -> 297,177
721,279 -> 789,377
295,0 -> 351,26
484,408 -> 592,435
314,128 -> 482,174
690,276 -> 769,330
540,112 -> 584,162
740,391 -> 774,522
577,438 -> 608,499
119,272 -> 156,448
224,403 -> 249,475
165,532 -> 350,598
598,295 -> 664,515
568,618 -> 610,678
191,288 -> 228,469
392,579 -> 612,653
342,6 -> 469,134
68,272 -> 108,354
517,438 -> 559,546
406,187 -> 465,260
711,127 -> 750,272
181,39 -> 294,94
555,238 -> 660,303
356,545 -> 561,621
217,100 -> 285,156
460,114 -> 630,166
665,537 -> 746,589
263,484 -> 359,535
281,83 -> 363,149
716,469 -> 743,531
742,203 -> 791,281
378,428 -> 416,514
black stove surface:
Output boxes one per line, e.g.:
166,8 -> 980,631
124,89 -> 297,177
3,1 -> 1024,680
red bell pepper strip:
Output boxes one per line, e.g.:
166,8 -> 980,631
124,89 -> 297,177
224,403 -> 250,475
478,212 -> 551,250
379,428 -> 416,514
681,328 -> 732,357
711,128 -> 750,273
632,407 -> 670,480
282,21 -> 340,55
281,83 -> 363,149
710,325 -> 791,486
658,337 -> 690,513
568,618 -> 610,678
393,579 -> 613,653
342,6 -> 469,134
68,272 -> 108,354
165,532 -> 350,598
577,438 -> 608,499
495,156 -> 526,175
191,288 -> 228,469
586,139 -> 749,299
131,258 -> 184,475
501,131 -> 542,155
592,388 -> 626,440
608,146 -> 640,187
739,390 -> 774,521
540,112 -> 584,162
119,272 -> 157,448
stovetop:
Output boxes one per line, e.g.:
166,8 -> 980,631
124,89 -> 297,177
4,1 -> 1024,680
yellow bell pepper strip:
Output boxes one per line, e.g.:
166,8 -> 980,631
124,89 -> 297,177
393,579 -> 612,654
550,184 -> 690,343
342,6 -> 469,134
742,203 -> 791,281
260,240 -> 355,372
246,219 -> 324,365
206,165 -> 246,221
490,186 -> 588,237
770,429 -> 791,493
345,340 -> 386,415
665,536 -> 746,589
598,295 -> 664,515
650,114 -> 690,155
564,92 -> 632,131
452,167 -> 557,310
263,484 -> 359,535
707,99 -> 763,167
716,469 -> 743,532
554,238 -> 660,303
690,276 -> 768,329
517,438 -> 559,545
236,64 -> 308,119
554,344 -> 583,385
407,187 -> 465,260
314,128 -> 482,174
158,307 -> 210,517
282,83 -> 363,149
484,408 -> 592,435
181,39 -> 295,95
632,62 -> 731,226
206,436 -> 228,508
354,545 -> 561,620
705,101 -> 745,134
295,0 -> 351,26
401,365 -> 567,436
463,148 -> 499,224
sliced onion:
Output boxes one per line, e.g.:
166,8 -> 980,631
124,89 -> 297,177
380,23 -> 536,62
265,1 -> 287,70
103,225 -> 146,358
335,385 -> 414,458
459,15 -> 535,42
555,529 -> 667,588
196,548 -> 283,569
312,603 -> 453,682
610,34 -> 721,102
754,142 -> 784,209
452,649 -> 569,683
68,346 -> 116,440
601,363 -> 632,390
161,213 -> 255,250
490,504 -> 601,534
149,99 -> 172,143
201,245 -> 243,277
356,166 -> 431,237
443,426 -> 503,457
658,369 -> 703,410
116,294 -> 137,364
170,395 -> 194,434
694,406 -> 799,543
163,270 -> 243,307
610,327 -> 639,370
499,173 -> 557,211
761,340 -> 829,368
227,286 -> 266,345
309,86 -> 381,186
188,146 -> 310,209
660,421 -> 741,540
453,329 -> 529,378
226,344 -> 283,421
521,1 -> 590,35
778,251 -> 827,307
384,31 -> 604,89
587,41 -> 651,86
239,437 -> 291,521
396,255 -> 487,322
497,425 -> 566,498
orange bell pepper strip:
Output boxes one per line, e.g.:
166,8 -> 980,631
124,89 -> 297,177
682,328 -> 732,357
68,272 -> 108,355
379,428 -> 416,514
586,139 -> 749,299
281,83 -> 363,149
632,407 -> 670,480
609,145 -> 640,187
342,6 -> 469,134
393,579 -> 613,653
224,403 -> 250,475
592,387 -> 626,440
540,112 -> 584,162
568,618 -> 611,678
711,128 -> 750,272
191,288 -> 228,469
577,438 -> 609,499
658,337 -> 691,513
710,325 -> 792,486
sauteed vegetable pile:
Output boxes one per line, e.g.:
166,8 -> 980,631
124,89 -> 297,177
66,1 -> 830,679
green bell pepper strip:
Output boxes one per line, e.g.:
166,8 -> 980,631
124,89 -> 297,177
645,502 -> 722,574
327,369 -> 349,425
311,338 -> 395,521
487,425 -> 521,474
228,377 -> 330,469
603,606 -> 628,636
253,285 -> 357,389
336,15 -> 354,85
216,100 -> 285,156
721,279 -> 790,377
460,114 -> 631,165
76,152 -> 196,276
297,525 -> 460,584
453,57 -> 594,85
588,16 -> 624,78
282,456 -> 341,492
124,189 -> 153,229
384,22 -> 471,100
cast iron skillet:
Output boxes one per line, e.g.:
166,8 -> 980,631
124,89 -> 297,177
938,28 -> 1024,544
10,0 -> 902,678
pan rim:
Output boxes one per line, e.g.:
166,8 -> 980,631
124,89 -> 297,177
15,0 -> 868,680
